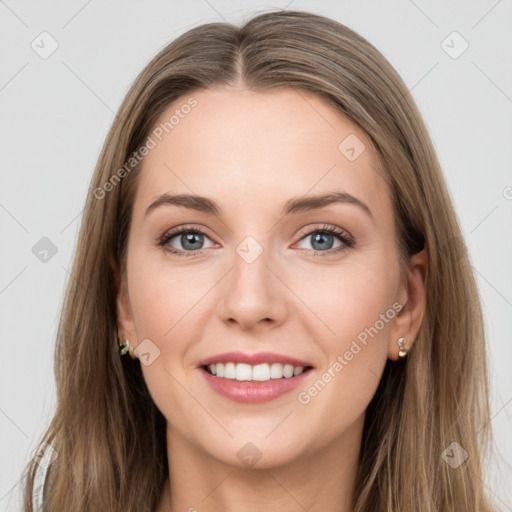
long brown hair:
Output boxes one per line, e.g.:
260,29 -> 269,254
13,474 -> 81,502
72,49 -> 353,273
20,9 -> 496,511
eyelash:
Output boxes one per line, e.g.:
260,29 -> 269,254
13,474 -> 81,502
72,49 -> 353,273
157,224 -> 354,258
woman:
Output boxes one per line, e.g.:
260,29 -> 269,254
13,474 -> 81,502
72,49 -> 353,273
20,9 -> 496,512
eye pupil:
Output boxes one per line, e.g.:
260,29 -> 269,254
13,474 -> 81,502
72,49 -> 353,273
182,232 -> 203,250
311,233 -> 333,251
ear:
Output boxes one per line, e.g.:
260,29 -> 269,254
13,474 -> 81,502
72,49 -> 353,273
388,248 -> 428,360
113,261 -> 137,346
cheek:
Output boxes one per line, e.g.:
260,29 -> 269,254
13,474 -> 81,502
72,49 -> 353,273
125,247 -> 221,394
288,255 -> 398,353
126,254 -> 211,424
127,249 -> 215,342
290,258 -> 398,424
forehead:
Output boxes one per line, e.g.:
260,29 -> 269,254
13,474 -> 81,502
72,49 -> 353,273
132,87 -> 390,221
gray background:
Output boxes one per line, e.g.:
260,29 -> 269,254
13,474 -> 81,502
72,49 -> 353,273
1,1 -> 511,510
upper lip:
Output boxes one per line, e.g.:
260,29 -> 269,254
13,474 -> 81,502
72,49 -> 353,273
197,351 -> 313,368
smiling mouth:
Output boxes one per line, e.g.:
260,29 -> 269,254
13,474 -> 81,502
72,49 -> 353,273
202,362 -> 314,382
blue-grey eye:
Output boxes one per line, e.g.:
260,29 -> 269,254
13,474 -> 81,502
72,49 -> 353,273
310,232 -> 336,251
180,232 -> 204,250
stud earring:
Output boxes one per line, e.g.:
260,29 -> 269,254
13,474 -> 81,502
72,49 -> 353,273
118,335 -> 136,359
397,337 -> 408,358
118,335 -> 130,355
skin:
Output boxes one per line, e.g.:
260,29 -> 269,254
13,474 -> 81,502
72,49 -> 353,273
116,86 -> 427,512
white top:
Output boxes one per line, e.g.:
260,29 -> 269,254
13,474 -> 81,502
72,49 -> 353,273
32,456 -> 50,511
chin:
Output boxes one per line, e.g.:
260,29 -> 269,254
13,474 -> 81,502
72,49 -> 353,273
201,435 -> 310,471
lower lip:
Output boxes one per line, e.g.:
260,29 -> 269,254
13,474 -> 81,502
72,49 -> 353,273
200,367 -> 312,404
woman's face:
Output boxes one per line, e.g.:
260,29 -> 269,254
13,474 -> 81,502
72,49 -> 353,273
117,86 -> 420,468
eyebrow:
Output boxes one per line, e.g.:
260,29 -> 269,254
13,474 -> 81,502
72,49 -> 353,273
144,192 -> 373,219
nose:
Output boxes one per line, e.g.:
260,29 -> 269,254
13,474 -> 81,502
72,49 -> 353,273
217,243 -> 288,332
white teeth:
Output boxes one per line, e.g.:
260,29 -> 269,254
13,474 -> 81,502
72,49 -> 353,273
270,363 -> 283,379
235,363 -> 252,381
252,363 -> 270,381
283,364 -> 294,378
224,362 -> 236,379
206,362 -> 307,381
